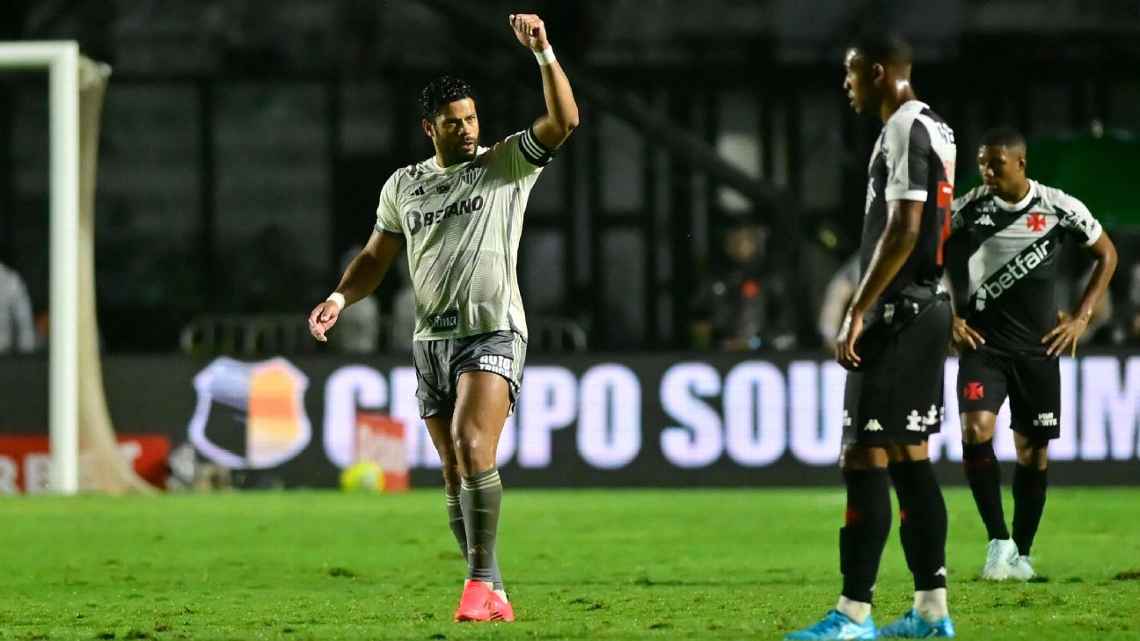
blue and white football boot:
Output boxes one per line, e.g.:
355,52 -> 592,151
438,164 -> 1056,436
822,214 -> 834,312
785,609 -> 877,640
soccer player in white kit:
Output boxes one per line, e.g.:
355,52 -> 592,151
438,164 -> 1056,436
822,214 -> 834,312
308,13 -> 578,623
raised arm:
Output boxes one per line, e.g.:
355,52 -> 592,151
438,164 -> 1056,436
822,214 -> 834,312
509,13 -> 580,150
308,229 -> 404,342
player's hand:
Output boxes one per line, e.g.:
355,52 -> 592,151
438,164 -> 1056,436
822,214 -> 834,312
509,13 -> 549,52
308,300 -> 342,343
1042,310 -> 1088,358
951,315 -> 985,351
836,307 -> 864,370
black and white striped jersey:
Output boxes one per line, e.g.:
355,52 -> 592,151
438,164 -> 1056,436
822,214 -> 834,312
951,180 -> 1103,356
861,100 -> 957,298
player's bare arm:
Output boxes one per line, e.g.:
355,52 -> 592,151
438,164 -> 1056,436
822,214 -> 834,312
308,229 -> 404,342
947,222 -> 985,351
836,200 -> 924,369
1042,231 -> 1117,357
509,13 -> 579,150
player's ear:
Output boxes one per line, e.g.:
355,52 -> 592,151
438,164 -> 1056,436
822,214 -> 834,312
421,117 -> 435,140
871,62 -> 886,87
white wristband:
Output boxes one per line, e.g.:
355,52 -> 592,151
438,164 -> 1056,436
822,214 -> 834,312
326,292 -> 346,310
534,46 -> 555,66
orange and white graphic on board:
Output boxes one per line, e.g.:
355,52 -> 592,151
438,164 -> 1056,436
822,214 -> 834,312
188,357 -> 312,469
354,412 -> 410,491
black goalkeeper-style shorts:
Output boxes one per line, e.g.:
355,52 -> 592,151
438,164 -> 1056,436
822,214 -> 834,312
957,345 -> 1061,441
411,330 -> 527,419
842,287 -> 952,447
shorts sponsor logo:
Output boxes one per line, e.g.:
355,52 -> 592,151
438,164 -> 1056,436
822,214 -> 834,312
478,354 -> 513,378
864,419 -> 883,432
1033,412 -> 1058,428
964,381 -> 985,401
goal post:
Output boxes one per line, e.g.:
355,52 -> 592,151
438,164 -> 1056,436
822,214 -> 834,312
0,41 -> 80,494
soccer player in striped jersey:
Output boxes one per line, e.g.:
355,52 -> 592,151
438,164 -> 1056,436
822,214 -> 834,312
949,127 -> 1117,581
788,33 -> 957,641
308,13 -> 578,623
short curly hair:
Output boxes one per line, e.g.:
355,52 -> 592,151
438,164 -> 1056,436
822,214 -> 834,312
419,75 -> 475,120
980,126 -> 1027,150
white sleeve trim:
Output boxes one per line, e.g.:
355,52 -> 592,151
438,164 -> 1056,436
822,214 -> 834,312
885,188 -> 928,202
1083,224 -> 1103,247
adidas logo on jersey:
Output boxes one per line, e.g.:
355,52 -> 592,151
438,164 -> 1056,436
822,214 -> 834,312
976,214 -> 995,226
978,239 -> 1052,301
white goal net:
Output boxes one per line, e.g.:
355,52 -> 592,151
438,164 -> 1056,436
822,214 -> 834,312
1,41 -> 151,494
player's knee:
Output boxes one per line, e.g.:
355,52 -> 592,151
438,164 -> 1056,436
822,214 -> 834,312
441,464 -> 462,492
452,426 -> 495,463
961,419 -> 994,444
840,445 -> 887,471
887,442 -> 929,463
451,431 -> 480,456
1016,445 -> 1048,469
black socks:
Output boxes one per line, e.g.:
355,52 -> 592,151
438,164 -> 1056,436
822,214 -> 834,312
888,460 -> 948,592
840,468 -> 892,603
962,440 -> 1010,541
1012,464 -> 1047,557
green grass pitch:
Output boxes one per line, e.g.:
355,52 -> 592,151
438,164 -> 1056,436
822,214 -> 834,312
2,488 -> 1138,640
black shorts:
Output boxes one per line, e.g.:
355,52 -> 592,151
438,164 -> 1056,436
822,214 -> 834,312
957,346 -> 1060,441
842,291 -> 952,447
411,330 -> 527,419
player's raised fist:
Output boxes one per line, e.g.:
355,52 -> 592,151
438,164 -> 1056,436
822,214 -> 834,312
509,13 -> 548,51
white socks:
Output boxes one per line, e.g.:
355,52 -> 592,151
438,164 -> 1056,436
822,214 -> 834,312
834,589 -> 947,625
836,595 -> 872,624
914,588 -> 948,622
